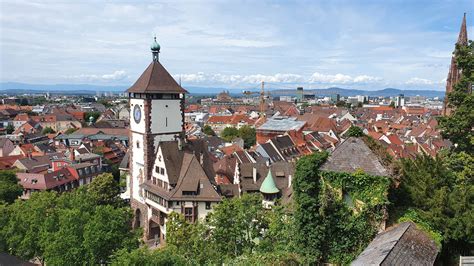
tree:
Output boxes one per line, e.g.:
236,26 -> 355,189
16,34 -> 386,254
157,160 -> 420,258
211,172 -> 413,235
221,127 -> 239,142
397,153 -> 474,263
438,41 -> 474,153
42,127 -> 56,134
203,125 -> 216,136
0,170 -> 22,203
344,126 -> 364,138
208,193 -> 266,259
238,125 -> 256,148
82,205 -> 138,264
2,191 -> 59,263
292,152 -> 328,263
5,124 -> 14,134
87,173 -> 122,206
389,101 -> 395,108
110,247 -> 187,265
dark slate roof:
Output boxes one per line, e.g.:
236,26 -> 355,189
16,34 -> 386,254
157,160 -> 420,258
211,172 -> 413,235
321,137 -> 389,176
219,183 -> 239,198
260,142 -> 283,162
126,61 -> 188,94
239,162 -> 293,193
352,222 -> 438,266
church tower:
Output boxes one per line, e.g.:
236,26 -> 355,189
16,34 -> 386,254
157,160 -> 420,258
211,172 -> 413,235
443,13 -> 468,116
127,38 -> 187,228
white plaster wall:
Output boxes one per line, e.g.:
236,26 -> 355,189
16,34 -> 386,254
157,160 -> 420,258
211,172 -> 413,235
151,100 -> 182,134
152,146 -> 170,184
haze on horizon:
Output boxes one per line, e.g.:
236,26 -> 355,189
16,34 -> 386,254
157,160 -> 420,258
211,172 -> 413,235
0,0 -> 473,91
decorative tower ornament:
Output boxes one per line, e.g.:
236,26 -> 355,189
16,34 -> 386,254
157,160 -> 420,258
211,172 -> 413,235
151,36 -> 160,62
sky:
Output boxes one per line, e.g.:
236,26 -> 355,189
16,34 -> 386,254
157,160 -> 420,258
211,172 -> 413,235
0,0 -> 473,91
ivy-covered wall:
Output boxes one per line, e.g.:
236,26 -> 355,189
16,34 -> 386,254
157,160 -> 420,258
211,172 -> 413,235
317,169 -> 391,264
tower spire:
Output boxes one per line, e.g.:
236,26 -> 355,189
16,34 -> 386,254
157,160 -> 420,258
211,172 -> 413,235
457,13 -> 468,45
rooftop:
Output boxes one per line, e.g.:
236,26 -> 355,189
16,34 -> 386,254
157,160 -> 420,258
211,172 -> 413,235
258,116 -> 306,132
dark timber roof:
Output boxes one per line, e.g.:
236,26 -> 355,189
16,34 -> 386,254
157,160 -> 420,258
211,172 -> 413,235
321,137 -> 389,176
352,222 -> 438,266
126,61 -> 188,94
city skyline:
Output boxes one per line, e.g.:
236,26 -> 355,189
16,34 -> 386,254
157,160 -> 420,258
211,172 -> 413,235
1,0 -> 472,91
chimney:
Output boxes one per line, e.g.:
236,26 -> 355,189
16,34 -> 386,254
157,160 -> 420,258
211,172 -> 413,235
69,148 -> 75,162
252,166 -> 257,184
288,174 -> 292,188
200,152 -> 204,166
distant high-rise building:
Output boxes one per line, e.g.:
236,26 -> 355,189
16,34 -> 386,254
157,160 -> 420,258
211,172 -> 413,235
443,13 -> 469,116
296,87 -> 304,102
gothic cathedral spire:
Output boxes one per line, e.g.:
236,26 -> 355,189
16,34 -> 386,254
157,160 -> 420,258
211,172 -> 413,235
443,13 -> 469,116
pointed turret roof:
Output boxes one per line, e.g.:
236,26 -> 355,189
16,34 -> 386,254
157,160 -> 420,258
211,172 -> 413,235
126,61 -> 188,94
260,170 -> 279,194
457,13 -> 468,45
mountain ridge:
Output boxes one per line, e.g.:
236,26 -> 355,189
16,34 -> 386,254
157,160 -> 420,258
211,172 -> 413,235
0,82 -> 445,98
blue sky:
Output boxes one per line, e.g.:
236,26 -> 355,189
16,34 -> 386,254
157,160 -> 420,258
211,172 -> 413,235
0,0 -> 472,91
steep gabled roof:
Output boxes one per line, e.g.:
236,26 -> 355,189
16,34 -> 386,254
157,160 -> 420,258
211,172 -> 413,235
168,153 -> 221,201
353,222 -> 438,266
321,137 -> 389,176
126,61 -> 187,94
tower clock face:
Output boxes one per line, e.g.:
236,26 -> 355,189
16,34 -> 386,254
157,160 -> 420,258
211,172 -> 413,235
133,105 -> 141,123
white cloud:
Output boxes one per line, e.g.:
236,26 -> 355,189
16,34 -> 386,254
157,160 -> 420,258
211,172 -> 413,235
405,77 -> 434,85
309,72 -> 382,84
176,72 -> 381,85
65,70 -> 128,82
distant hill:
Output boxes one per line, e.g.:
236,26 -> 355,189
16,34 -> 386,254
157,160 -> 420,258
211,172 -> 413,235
0,82 -> 445,98
268,87 -> 445,98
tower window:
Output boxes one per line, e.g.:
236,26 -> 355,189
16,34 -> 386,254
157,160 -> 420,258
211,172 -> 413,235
136,141 -> 140,148
165,117 -> 168,127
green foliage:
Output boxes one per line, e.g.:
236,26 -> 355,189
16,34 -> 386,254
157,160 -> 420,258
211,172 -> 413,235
0,170 -> 22,204
5,124 -> 14,134
238,125 -> 256,148
292,152 -> 390,264
389,101 -> 395,108
345,126 -> 364,138
209,193 -> 266,258
41,126 -> 56,134
0,187 -> 138,264
398,209 -> 443,248
110,247 -> 187,266
397,153 -> 474,263
220,126 -> 257,148
87,173 -> 122,207
293,152 -> 329,263
322,170 -> 390,207
226,251 -> 301,265
438,41 -> 474,153
203,125 -> 216,136
165,193 -> 275,264
221,126 -> 240,142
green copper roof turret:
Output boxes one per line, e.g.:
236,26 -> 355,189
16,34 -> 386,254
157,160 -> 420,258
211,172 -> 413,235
260,170 -> 279,194
150,36 -> 160,51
